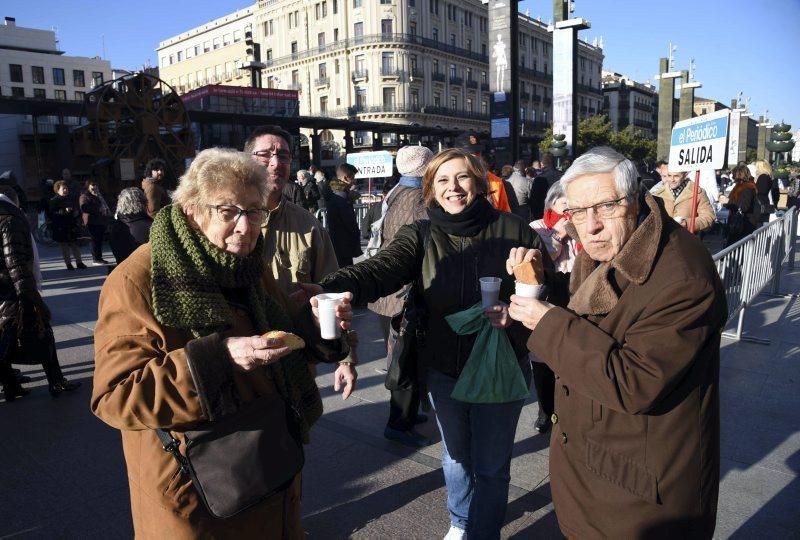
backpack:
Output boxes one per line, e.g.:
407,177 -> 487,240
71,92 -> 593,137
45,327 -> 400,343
364,185 -> 401,258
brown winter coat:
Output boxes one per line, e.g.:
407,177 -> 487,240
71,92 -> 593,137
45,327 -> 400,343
528,192 -> 727,539
91,245 -> 337,539
141,177 -> 171,218
651,180 -> 716,233
368,184 -> 427,317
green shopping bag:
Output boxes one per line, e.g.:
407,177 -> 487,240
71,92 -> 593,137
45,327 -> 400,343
445,303 -> 529,403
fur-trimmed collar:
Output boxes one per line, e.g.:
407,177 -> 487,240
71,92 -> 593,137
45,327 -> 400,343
567,191 -> 664,316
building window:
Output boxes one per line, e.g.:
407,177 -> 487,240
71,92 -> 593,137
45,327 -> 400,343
11,87 -> 24,97
409,22 -> 417,36
186,47 -> 194,59
318,32 -> 325,47
291,41 -> 298,57
450,34 -> 456,46
410,54 -> 418,74
34,88 -> 46,99
334,28 -> 339,41
73,70 -> 85,87
75,91 -> 85,101
194,45 -> 200,56
320,95 -> 328,113
355,88 -> 367,108
333,0 -> 338,13
92,72 -> 104,87
264,20 -> 274,36
53,68 -> 66,86
335,59 -> 340,74
381,19 -> 393,34
222,34 -> 231,46
482,43 -> 487,56
32,66 -> 45,84
177,51 -> 183,62
233,30 -> 242,43
54,89 -> 67,100
466,97 -> 473,112
450,95 -> 458,110
9,64 -> 23,82
432,28 -> 438,41
203,40 -> 211,53
481,71 -> 487,84
409,0 -> 415,5
433,92 -> 441,107
353,0 -> 362,8
382,52 -> 395,74
315,3 -> 321,19
433,59 -> 439,74
449,63 -> 457,78
466,38 -> 472,51
213,37 -> 221,49
354,22 -> 363,38
381,0 -> 391,4
410,88 -> 419,108
266,49 -> 273,61
319,62 -> 327,78
383,87 -> 396,108
291,70 -> 300,87
267,76 -> 275,88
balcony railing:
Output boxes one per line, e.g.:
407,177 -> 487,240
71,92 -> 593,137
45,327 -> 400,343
422,106 -> 489,121
577,83 -> 603,96
410,68 -> 424,80
466,79 -> 478,89
289,82 -> 302,91
432,72 -> 446,82
262,32 -> 489,70
633,101 -> 652,112
380,67 -> 403,77
532,94 -> 542,103
519,66 -> 551,82
481,82 -> 489,91
351,69 -> 369,81
520,91 -> 531,101
314,77 -> 330,86
521,120 -> 549,133
449,76 -> 463,86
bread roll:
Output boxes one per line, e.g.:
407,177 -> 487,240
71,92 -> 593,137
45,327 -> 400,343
513,261 -> 543,285
261,330 -> 306,351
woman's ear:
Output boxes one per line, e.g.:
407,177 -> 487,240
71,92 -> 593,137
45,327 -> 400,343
183,204 -> 202,230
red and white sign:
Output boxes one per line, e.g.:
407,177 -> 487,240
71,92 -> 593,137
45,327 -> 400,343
181,85 -> 298,103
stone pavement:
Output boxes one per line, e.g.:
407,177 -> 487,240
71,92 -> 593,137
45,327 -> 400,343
0,243 -> 798,539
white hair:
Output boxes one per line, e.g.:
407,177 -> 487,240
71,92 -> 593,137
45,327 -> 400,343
559,146 -> 639,200
544,180 -> 565,210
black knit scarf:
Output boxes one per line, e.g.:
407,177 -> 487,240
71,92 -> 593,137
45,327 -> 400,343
426,196 -> 496,237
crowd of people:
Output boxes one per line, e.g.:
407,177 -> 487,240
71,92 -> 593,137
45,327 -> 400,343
2,126 -> 798,539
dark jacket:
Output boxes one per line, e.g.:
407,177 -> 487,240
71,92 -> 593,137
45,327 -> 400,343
48,195 -> 80,243
360,202 -> 382,240
755,174 -> 773,223
283,181 -> 307,209
529,192 -> 726,538
323,190 -> 361,268
538,166 -> 563,187
302,181 -> 321,212
506,170 -> 532,222
79,191 -> 110,227
108,213 -> 153,265
321,200 -> 556,378
529,176 -> 550,221
0,199 -> 39,333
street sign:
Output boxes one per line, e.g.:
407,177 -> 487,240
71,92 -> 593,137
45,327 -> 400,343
346,151 -> 393,179
668,109 -> 730,172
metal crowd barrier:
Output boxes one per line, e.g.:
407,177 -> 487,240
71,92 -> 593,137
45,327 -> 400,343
712,207 -> 798,344
316,203 -> 371,231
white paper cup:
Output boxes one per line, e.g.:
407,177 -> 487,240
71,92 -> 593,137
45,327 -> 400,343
315,292 -> 346,339
479,277 -> 502,308
515,281 -> 546,299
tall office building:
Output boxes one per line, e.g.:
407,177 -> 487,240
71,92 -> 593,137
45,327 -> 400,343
601,71 -> 657,139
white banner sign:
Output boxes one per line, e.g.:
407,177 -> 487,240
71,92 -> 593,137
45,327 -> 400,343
668,109 -> 730,172
552,28 -> 575,155
727,109 -> 741,167
346,151 -> 394,179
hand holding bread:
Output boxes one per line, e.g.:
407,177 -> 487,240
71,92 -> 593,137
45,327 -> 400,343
506,247 -> 544,284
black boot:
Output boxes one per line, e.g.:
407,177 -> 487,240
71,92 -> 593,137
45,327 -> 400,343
3,383 -> 30,402
49,378 -> 82,397
535,409 -> 552,434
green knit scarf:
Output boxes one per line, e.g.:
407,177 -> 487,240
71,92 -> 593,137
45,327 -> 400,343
150,204 -> 322,441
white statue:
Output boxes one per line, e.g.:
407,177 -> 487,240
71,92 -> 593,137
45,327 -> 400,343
492,34 -> 508,91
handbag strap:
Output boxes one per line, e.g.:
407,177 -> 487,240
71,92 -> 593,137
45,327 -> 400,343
156,429 -> 191,473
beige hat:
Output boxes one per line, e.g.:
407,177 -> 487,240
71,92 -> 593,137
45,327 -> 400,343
396,146 -> 434,177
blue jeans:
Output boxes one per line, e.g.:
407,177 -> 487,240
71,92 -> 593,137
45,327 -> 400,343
427,364 -> 531,540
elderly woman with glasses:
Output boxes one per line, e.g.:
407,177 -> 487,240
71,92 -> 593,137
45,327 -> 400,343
91,148 -> 352,538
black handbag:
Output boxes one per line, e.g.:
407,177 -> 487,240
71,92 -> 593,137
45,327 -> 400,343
156,391 -> 304,520
385,221 -> 431,392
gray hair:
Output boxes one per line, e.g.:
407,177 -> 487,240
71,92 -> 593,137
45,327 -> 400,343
296,169 -> 311,182
560,146 -> 638,200
173,148 -> 268,209
115,187 -> 147,216
544,180 -> 565,211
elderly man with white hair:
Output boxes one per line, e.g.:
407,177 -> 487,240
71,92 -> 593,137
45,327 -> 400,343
507,146 -> 727,538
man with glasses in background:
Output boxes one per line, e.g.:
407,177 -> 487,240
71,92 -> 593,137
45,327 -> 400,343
506,146 -> 727,538
244,126 -> 356,396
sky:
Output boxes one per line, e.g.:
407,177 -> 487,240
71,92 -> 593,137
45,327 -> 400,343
5,0 -> 800,130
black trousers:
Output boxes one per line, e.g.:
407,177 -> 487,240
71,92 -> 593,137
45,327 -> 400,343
88,224 -> 106,261
378,314 -> 421,431
531,360 -> 555,418
0,322 -> 64,389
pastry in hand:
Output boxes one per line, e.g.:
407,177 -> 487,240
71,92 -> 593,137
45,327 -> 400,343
261,330 -> 306,350
513,260 -> 543,285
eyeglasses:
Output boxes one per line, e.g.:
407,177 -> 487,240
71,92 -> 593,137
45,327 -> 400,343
564,196 -> 628,224
206,204 -> 266,225
251,149 -> 292,163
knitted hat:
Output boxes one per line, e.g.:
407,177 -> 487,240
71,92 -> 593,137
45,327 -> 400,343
396,146 -> 434,178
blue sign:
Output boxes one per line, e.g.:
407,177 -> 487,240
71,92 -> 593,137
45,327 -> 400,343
346,151 -> 393,179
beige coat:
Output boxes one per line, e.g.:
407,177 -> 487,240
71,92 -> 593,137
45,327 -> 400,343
92,245 -> 307,539
261,200 -> 338,297
141,178 -> 170,218
528,193 -> 727,538
651,180 -> 716,233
